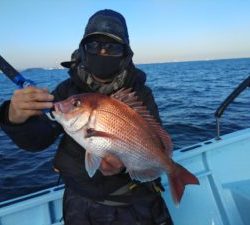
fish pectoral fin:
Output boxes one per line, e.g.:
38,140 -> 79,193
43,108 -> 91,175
129,168 -> 162,182
85,151 -> 102,177
85,128 -> 120,141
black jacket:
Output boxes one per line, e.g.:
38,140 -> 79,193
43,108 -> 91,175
0,66 -> 162,202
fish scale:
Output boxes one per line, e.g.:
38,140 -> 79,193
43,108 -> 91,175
95,106 -> 162,150
90,109 -> 169,171
95,112 -> 160,155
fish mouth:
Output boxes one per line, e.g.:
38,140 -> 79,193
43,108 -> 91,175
64,115 -> 86,134
68,116 -> 79,128
52,103 -> 65,119
53,103 -> 62,114
52,104 -> 85,133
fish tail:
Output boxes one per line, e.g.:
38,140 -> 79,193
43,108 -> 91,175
168,163 -> 199,205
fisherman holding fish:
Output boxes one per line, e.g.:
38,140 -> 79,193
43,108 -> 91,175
0,9 -> 198,225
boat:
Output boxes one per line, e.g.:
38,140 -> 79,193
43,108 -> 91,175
0,77 -> 249,225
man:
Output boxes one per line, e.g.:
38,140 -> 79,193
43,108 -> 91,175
0,9 -> 173,225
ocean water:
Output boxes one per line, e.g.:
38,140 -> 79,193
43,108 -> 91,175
0,58 -> 250,202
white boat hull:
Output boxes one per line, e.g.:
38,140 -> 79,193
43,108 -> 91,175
0,128 -> 250,225
162,128 -> 250,225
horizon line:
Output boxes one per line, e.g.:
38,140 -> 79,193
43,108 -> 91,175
0,56 -> 249,72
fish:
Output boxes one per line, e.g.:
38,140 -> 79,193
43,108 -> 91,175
52,88 -> 199,204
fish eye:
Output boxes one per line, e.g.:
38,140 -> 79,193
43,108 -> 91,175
72,99 -> 81,107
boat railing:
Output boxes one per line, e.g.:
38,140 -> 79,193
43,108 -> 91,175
214,75 -> 250,140
0,184 -> 65,225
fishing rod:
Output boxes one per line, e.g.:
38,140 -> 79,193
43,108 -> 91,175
0,55 -> 55,120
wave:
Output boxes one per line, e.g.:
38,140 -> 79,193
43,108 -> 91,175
1,57 -> 250,202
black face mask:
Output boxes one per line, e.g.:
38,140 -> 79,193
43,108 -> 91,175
86,53 -> 123,79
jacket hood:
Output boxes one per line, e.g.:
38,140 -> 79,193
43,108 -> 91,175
61,9 -> 142,94
61,9 -> 133,69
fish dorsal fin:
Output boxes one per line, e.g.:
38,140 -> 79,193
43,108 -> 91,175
111,88 -> 143,108
149,121 -> 173,156
138,109 -> 173,156
111,88 -> 173,156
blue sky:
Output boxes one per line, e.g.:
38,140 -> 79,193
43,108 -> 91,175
1,0 -> 250,69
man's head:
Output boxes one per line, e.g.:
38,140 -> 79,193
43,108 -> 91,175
79,9 -> 133,81
61,9 -> 134,94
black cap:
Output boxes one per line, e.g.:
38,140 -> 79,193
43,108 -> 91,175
82,9 -> 129,45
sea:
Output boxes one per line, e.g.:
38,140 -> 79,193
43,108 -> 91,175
0,57 -> 250,202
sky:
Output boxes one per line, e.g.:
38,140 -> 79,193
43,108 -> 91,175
1,0 -> 250,69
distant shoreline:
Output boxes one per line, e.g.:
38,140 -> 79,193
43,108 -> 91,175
0,57 -> 249,73
137,56 -> 250,66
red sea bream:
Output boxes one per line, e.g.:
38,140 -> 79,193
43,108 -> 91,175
52,88 -> 199,204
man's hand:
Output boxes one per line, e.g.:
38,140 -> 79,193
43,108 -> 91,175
9,86 -> 54,124
99,154 -> 125,176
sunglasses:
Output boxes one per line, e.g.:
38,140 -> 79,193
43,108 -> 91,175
84,41 -> 124,57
